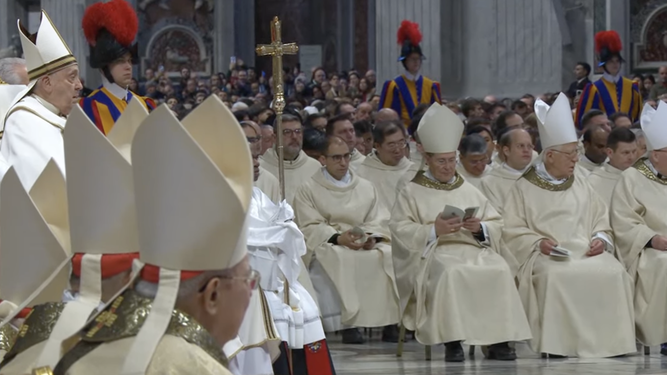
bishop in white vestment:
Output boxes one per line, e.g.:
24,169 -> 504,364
502,93 -> 635,358
1,11 -> 82,190
587,127 -> 637,207
390,103 -> 531,362
294,137 -> 400,344
611,102 -> 667,352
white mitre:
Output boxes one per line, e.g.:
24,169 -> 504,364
534,92 -> 578,150
120,96 -> 253,374
640,101 -> 667,151
6,11 -> 77,111
0,161 -> 70,329
417,102 -> 464,154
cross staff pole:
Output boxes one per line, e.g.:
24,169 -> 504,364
256,16 -> 298,201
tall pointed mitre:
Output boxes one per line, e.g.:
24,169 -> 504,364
417,102 -> 463,153
31,98 -> 148,368
7,11 -> 77,111
0,161 -> 70,329
534,92 -> 578,150
120,98 -> 253,373
640,101 -> 667,151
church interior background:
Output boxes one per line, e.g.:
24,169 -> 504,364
4,0 -> 667,374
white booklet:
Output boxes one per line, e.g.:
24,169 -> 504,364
440,205 -> 479,221
550,245 -> 571,258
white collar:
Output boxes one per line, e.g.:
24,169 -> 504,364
577,77 -> 588,84
403,71 -> 421,81
31,94 -> 61,116
424,169 -> 456,184
102,75 -> 129,101
646,159 -> 659,176
580,154 -> 604,167
321,167 -> 351,187
602,72 -> 621,84
535,162 -> 568,185
501,162 -> 528,175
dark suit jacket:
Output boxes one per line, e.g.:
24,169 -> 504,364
567,77 -> 591,99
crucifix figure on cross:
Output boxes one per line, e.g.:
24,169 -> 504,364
256,16 -> 299,201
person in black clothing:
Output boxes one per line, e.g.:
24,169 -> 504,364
567,62 -> 592,102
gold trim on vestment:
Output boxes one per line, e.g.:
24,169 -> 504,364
521,166 -> 574,191
27,55 -> 77,81
258,287 -> 280,341
0,323 -> 18,353
5,105 -> 64,132
0,77 -> 6,84
0,303 -> 65,367
411,170 -> 464,190
633,157 -> 667,185
76,290 -> 227,367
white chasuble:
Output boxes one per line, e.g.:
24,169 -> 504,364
455,163 -> 490,190
356,152 -> 413,216
254,166 -> 281,204
479,164 -> 523,215
610,159 -> 667,346
260,149 -> 322,205
587,163 -> 623,207
502,166 -> 635,357
349,149 -> 366,171
389,171 -> 531,346
293,169 -> 400,331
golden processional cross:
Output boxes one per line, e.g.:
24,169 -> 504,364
256,16 -> 299,201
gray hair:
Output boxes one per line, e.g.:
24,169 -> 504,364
459,133 -> 488,156
0,58 -> 26,84
135,270 -> 229,301
631,128 -> 645,140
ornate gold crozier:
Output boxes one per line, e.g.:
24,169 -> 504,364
256,16 -> 299,372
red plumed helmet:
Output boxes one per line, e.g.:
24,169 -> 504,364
397,20 -> 424,61
82,0 -> 139,69
595,30 -> 624,65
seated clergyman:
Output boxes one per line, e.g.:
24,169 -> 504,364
502,93 -> 635,358
390,102 -> 531,363
611,102 -> 667,355
587,127 -> 637,206
294,136 -> 401,344
456,133 -> 491,189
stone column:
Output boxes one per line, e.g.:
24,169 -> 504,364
375,0 -> 442,86
41,0 -> 91,82
234,0 -> 255,67
0,1 -> 26,53
607,0 -> 631,76
213,0 -> 235,74
338,0 -> 354,71
367,0 -> 376,72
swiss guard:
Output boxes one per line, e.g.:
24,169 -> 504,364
575,30 -> 642,129
379,20 -> 442,127
80,0 -> 156,134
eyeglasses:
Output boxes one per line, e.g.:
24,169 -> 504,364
326,153 -> 351,162
246,136 -> 262,144
384,140 -> 407,150
464,156 -> 489,166
551,149 -> 579,158
282,128 -> 303,137
198,269 -> 261,292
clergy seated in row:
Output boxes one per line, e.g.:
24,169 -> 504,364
55,102 -> 255,375
390,102 -> 531,363
244,121 -> 281,203
479,127 -> 534,215
294,136 -> 400,344
632,128 -> 648,157
502,93 -> 636,358
490,110 -> 533,166
456,133 -> 491,189
579,125 -> 609,173
261,113 -> 322,205
0,163 -> 71,370
587,127 -> 637,206
576,109 -> 610,158
465,123 -> 495,166
326,114 -> 366,171
353,120 -> 373,156
357,120 -> 414,216
611,102 -> 667,355
303,127 -> 327,160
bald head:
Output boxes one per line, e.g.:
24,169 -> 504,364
483,95 -> 497,104
376,108 -> 399,123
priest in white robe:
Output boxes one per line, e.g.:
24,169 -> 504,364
357,119 -> 414,215
456,133 -> 491,189
1,11 -> 82,190
326,114 -> 365,170
390,103 -> 531,363
578,125 -> 609,173
479,128 -> 533,214
588,127 -> 637,206
293,136 -> 400,344
611,102 -> 667,353
261,113 -> 322,205
243,120 -> 281,203
502,93 -> 635,358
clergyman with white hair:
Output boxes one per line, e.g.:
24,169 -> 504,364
0,57 -> 27,85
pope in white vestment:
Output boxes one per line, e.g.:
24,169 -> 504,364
502,93 -> 635,358
390,103 -> 531,362
611,102 -> 667,350
294,137 -> 400,343
1,11 -> 82,190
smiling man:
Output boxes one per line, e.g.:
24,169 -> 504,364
79,0 -> 156,135
1,11 -> 82,190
